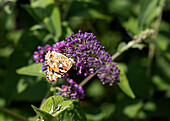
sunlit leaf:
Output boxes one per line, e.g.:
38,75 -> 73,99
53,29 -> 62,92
117,42 -> 127,53
152,75 -> 170,91
143,102 -> 156,111
122,17 -> 140,34
0,98 -> 5,107
30,0 -> 62,41
32,105 -> 57,121
17,78 -> 28,94
30,24 -> 45,31
16,63 -> 45,77
41,95 -> 75,116
117,64 -> 136,99
138,0 -> 159,29
123,101 -> 145,118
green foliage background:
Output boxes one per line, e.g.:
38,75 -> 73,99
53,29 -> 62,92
0,0 -> 170,120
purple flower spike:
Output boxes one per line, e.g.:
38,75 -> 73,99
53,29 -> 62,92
56,78 -> 85,99
33,45 -> 52,63
52,41 -> 66,52
63,30 -> 120,85
97,62 -> 120,85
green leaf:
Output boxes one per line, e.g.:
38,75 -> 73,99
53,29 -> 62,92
85,104 -> 115,121
30,0 -> 54,19
67,2 -> 111,20
41,95 -> 65,112
49,6 -> 62,40
156,56 -> 170,79
41,95 -> 75,116
17,78 -> 28,94
152,75 -> 170,91
43,6 -> 62,40
16,63 -> 45,77
86,79 -> 105,99
21,4 -> 41,22
32,105 -> 57,121
138,0 -> 159,29
117,42 -> 127,53
30,24 -> 45,31
30,0 -> 62,41
15,78 -> 49,102
0,98 -> 5,107
117,64 -> 136,99
131,43 -> 146,50
52,100 -> 74,117
156,34 -> 169,51
61,102 -> 87,121
122,17 -> 140,34
71,103 -> 87,121
123,101 -> 145,118
62,21 -> 73,38
71,9 -> 111,20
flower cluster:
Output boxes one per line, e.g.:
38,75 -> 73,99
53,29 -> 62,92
56,79 -> 85,99
97,63 -> 120,86
33,45 -> 52,63
33,30 -> 120,86
63,30 -> 120,85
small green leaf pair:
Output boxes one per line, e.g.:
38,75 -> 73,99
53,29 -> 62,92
32,95 -> 75,121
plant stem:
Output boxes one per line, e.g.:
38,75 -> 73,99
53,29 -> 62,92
146,1 -> 165,79
0,107 -> 29,121
79,72 -> 97,87
56,86 -> 63,91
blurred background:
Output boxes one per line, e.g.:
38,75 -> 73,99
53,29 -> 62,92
0,0 -> 170,121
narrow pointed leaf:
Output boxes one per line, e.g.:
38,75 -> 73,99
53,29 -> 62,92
30,0 -> 62,41
16,63 -> 45,77
117,64 -> 135,99
138,0 -> 159,29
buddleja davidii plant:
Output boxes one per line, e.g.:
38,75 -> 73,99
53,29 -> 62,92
32,30 -> 120,121
15,29 -> 155,120
32,95 -> 85,121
